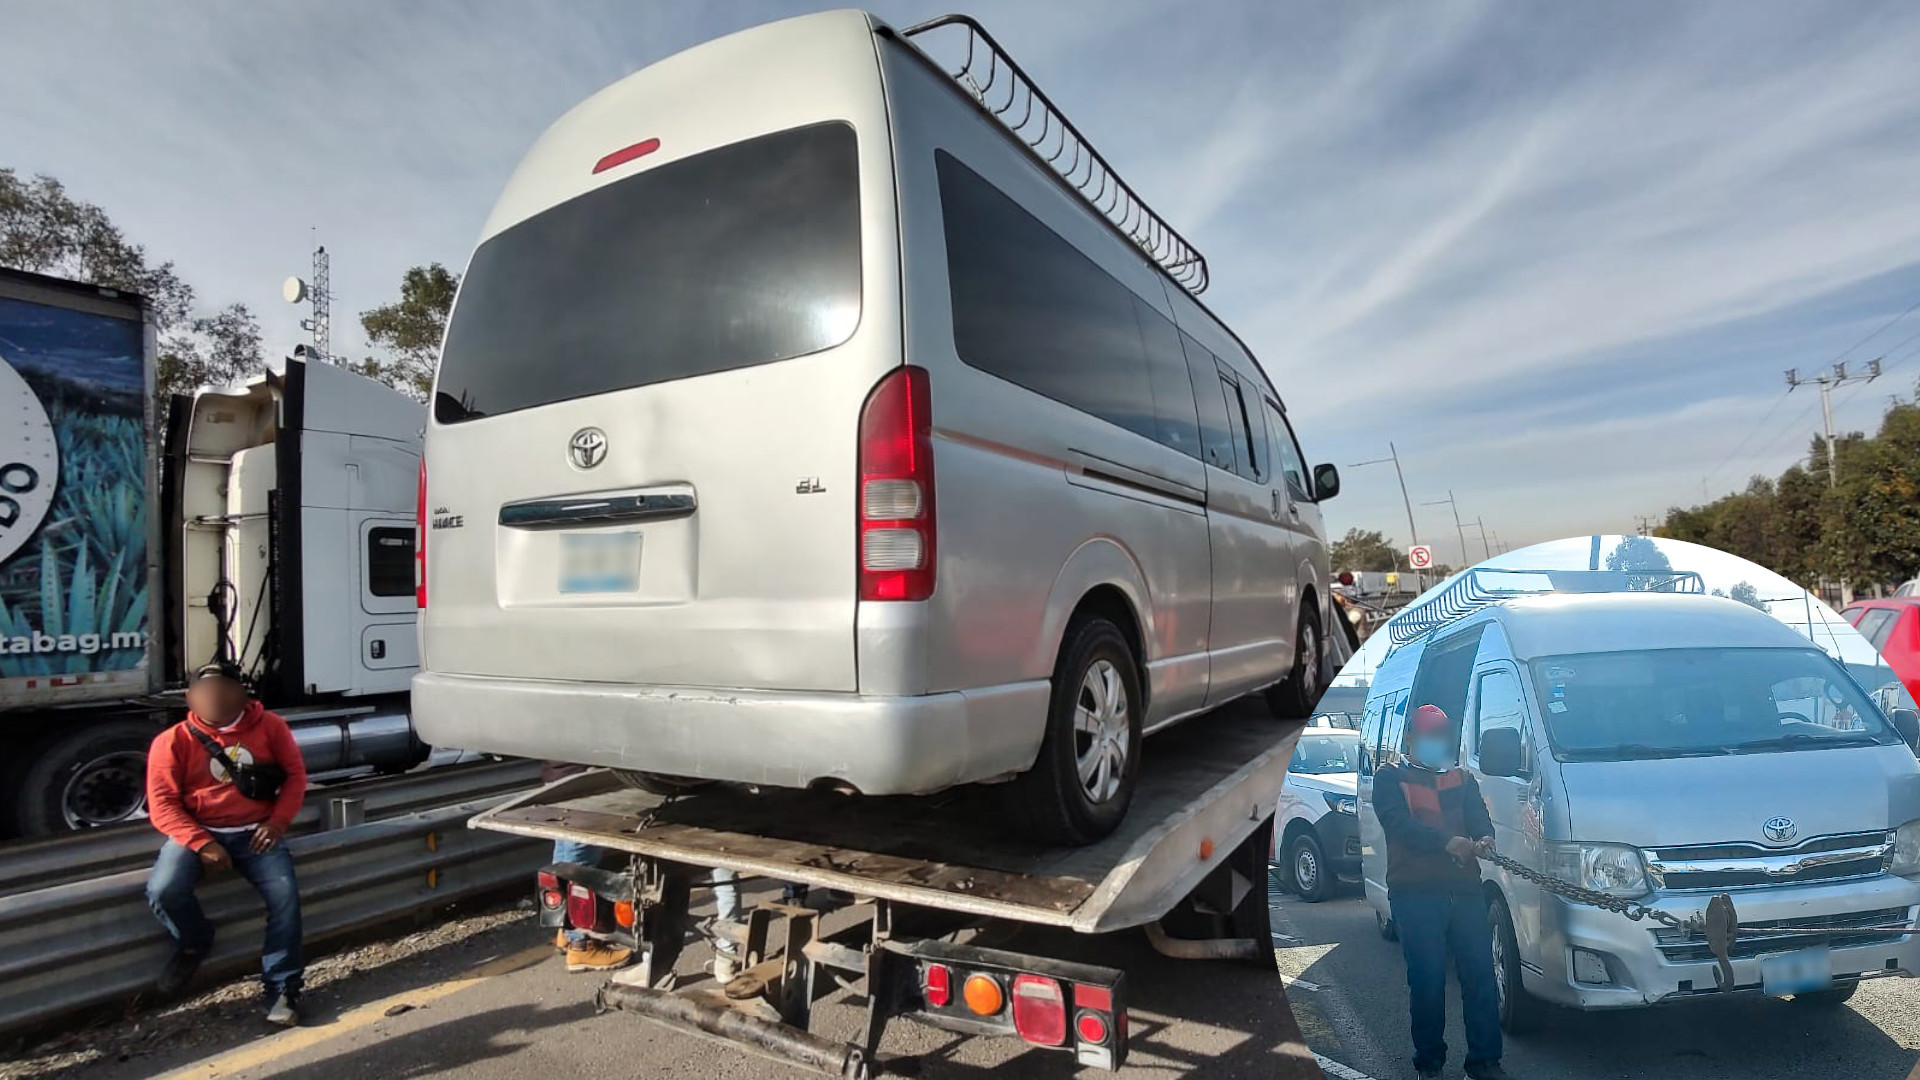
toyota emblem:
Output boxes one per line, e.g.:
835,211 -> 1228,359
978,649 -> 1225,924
1761,815 -> 1797,844
567,427 -> 608,470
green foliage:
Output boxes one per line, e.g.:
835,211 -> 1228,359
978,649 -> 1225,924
359,263 -> 459,402
1330,528 -> 1403,572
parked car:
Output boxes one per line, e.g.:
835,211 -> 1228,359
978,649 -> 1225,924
1843,598 -> 1920,714
411,10 -> 1341,845
1304,712 -> 1362,730
1274,729 -> 1362,902
1361,571 -> 1920,1031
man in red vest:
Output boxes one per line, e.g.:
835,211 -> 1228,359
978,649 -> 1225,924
144,663 -> 308,1026
1372,703 -> 1508,1079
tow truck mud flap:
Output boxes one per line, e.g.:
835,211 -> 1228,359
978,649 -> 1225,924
596,983 -> 874,1078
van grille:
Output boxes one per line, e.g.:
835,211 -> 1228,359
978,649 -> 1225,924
1645,832 -> 1890,892
1652,907 -> 1913,962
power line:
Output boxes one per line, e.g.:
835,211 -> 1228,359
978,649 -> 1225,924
1829,292 -> 1920,368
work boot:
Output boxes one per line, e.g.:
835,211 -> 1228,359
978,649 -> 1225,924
553,928 -> 569,952
565,939 -> 633,973
265,993 -> 299,1027
1465,1061 -> 1512,1080
156,949 -> 203,997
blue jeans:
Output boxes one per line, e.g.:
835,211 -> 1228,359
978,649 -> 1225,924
147,836 -> 304,999
1391,890 -> 1502,1071
553,840 -> 605,944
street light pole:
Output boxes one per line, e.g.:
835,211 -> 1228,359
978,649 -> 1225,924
1422,492 -> 1471,569
1350,442 -> 1424,586
1473,517 -> 1492,561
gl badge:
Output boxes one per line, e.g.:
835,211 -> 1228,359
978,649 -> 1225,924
1761,816 -> 1797,844
568,427 -> 608,470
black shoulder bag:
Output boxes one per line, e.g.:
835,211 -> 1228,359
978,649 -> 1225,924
187,725 -> 288,802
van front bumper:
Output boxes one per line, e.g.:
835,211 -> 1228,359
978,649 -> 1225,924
411,670 -> 1049,796
1523,874 -> 1920,1009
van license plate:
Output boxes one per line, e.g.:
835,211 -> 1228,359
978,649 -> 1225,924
558,533 -> 641,594
1760,945 -> 1832,997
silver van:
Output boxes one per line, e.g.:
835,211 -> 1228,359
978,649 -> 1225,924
1358,569 -> 1920,1028
411,11 -> 1339,843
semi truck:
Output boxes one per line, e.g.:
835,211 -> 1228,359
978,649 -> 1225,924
0,266 -> 430,839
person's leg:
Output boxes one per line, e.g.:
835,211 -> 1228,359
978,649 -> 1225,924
146,841 -> 214,954
1391,892 -> 1451,1076
231,842 -> 305,1005
1448,890 -> 1504,1069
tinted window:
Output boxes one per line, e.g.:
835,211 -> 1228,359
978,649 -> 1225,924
1473,668 -> 1530,774
435,122 -> 862,423
1265,399 -> 1312,501
1182,334 -> 1237,470
366,527 -> 416,598
938,152 -> 1160,443
1133,297 -> 1201,458
1856,608 -> 1897,651
1292,733 -> 1360,774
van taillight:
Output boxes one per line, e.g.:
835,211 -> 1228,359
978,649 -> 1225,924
857,367 -> 935,602
415,460 -> 428,609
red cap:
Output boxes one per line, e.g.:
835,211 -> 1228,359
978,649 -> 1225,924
1411,704 -> 1451,734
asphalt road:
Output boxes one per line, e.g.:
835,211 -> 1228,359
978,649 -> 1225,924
1270,877 -> 1920,1080
41,881 -> 1329,1080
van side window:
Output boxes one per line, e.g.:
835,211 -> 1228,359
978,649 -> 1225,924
1473,668 -> 1529,775
1216,372 -> 1266,484
1264,399 -> 1312,502
1360,697 -> 1383,776
1380,689 -> 1410,766
937,151 -> 1204,458
1182,333 -> 1237,470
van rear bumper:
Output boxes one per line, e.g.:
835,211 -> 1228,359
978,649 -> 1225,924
411,671 -> 1050,796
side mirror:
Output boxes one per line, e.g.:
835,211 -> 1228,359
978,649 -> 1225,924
1480,726 -> 1524,778
1313,463 -> 1341,500
1893,708 -> 1920,750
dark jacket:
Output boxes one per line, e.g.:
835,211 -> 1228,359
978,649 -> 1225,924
1373,763 -> 1496,896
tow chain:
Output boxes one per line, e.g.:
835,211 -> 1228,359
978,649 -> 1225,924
1479,851 -> 1916,992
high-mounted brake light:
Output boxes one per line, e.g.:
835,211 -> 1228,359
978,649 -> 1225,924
1011,974 -> 1068,1047
857,367 -> 935,602
593,137 -> 661,175
415,460 -> 428,608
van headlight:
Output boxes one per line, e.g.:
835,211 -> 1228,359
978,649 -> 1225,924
1323,792 -> 1358,815
1547,842 -> 1650,899
1893,819 -> 1920,876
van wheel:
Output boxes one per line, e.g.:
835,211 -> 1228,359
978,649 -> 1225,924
1490,894 -> 1542,1034
1005,617 -> 1142,846
1288,833 -> 1332,902
1265,608 -> 1323,719
613,771 -> 716,797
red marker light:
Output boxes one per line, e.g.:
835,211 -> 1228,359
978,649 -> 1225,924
593,137 -> 661,174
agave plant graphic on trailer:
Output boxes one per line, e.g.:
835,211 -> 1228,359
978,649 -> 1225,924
0,401 -> 149,678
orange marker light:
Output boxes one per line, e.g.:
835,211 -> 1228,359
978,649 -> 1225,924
614,900 -> 637,928
963,974 -> 1005,1016
1199,838 -> 1215,860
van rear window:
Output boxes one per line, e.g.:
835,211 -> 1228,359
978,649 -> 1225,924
434,122 -> 861,424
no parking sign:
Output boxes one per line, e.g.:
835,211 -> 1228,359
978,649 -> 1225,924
1408,545 -> 1434,570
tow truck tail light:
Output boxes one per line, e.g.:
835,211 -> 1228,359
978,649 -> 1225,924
536,869 -> 563,910
1011,975 -> 1067,1047
923,963 -> 951,1007
567,883 -> 598,931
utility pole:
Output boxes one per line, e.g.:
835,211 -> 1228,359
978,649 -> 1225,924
1635,514 -> 1659,537
1786,360 -> 1880,488
1423,492 -> 1470,569
1351,442 -> 1424,586
1472,517 -> 1491,561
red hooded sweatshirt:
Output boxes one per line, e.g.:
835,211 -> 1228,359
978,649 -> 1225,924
146,700 -> 308,851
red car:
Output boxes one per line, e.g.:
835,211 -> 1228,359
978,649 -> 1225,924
1843,598 -> 1920,705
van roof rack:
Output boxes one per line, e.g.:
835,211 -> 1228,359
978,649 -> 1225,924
1387,567 -> 1707,646
899,14 -> 1211,295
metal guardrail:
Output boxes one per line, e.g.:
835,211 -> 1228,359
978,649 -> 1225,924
0,758 -> 541,898
0,773 -> 548,1038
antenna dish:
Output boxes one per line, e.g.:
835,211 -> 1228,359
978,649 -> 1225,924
282,276 -> 308,304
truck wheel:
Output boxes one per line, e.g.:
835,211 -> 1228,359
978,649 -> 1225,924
15,720 -> 158,836
1287,833 -> 1332,903
1489,894 -> 1542,1034
1005,616 -> 1142,846
1265,608 -> 1323,719
614,771 -> 716,797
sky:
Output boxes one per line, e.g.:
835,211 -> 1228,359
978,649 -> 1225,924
5,1 -> 1920,550
1332,535 -> 1892,686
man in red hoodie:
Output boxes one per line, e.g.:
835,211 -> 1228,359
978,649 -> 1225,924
145,663 -> 308,1026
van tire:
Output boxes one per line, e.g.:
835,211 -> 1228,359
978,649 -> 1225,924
613,771 -> 716,797
1005,617 -> 1142,846
1489,894 -> 1543,1034
1265,607 -> 1323,719
1287,832 -> 1332,902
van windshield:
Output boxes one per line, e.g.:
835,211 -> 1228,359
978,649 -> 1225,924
434,122 -> 862,424
1531,647 -> 1902,761
1292,733 -> 1360,774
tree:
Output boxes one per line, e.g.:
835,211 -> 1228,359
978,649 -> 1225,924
1605,535 -> 1677,590
1727,581 -> 1768,611
1330,528 -> 1400,573
0,167 -> 259,400
358,263 -> 458,402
